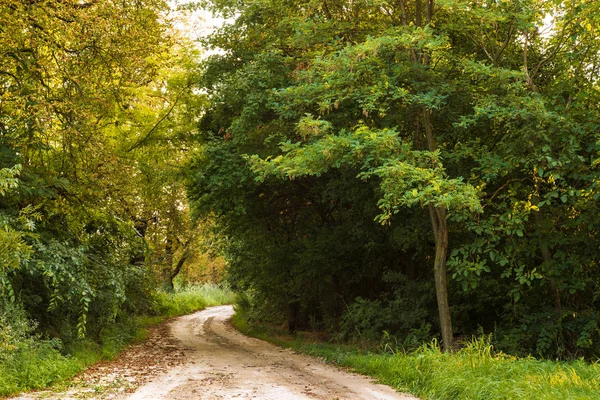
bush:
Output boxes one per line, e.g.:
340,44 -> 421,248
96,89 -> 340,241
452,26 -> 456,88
338,281 -> 435,348
494,309 -> 600,360
0,304 -> 81,396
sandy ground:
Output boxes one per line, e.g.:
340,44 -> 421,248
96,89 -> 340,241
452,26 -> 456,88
12,306 -> 417,400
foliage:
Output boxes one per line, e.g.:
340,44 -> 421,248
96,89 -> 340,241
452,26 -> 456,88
191,0 -> 600,358
0,0 -> 210,337
153,283 -> 235,317
0,1 -> 221,396
0,303 -> 80,396
338,282 -> 435,347
326,338 -> 599,400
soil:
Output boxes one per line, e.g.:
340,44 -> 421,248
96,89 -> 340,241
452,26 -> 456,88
13,306 -> 417,400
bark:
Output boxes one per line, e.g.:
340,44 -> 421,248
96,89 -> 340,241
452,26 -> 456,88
429,204 -> 455,351
549,278 -> 561,313
416,0 -> 422,28
423,104 -> 455,351
166,251 -> 188,292
398,0 -> 407,25
399,0 -> 455,350
164,237 -> 174,286
288,300 -> 300,333
165,238 -> 192,291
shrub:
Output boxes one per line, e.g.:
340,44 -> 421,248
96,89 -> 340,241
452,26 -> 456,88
0,304 -> 81,396
338,281 -> 435,348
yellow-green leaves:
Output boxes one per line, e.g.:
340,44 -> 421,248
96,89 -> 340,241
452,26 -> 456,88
0,165 -> 21,197
374,160 -> 482,224
250,123 -> 482,224
296,114 -> 333,139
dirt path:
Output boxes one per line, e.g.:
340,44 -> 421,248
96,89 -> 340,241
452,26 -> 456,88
13,306 -> 417,400
128,305 -> 415,400
11,317 -> 189,400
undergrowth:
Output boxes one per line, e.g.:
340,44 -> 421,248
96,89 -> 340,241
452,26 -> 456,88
0,283 -> 234,397
232,309 -> 600,400
153,283 -> 235,317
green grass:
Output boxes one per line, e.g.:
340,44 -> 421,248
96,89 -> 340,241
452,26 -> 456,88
0,340 -> 82,396
153,283 -> 236,317
232,313 -> 600,400
0,283 -> 235,397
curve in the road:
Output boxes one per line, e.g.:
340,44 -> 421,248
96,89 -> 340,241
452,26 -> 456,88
128,305 -> 417,400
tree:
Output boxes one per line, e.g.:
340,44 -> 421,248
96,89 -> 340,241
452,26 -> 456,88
0,0 -> 204,338
190,0 -> 600,357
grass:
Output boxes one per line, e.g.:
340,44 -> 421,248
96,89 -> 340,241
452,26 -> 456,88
0,340 -> 82,397
0,283 -> 235,397
232,312 -> 600,400
154,283 -> 236,318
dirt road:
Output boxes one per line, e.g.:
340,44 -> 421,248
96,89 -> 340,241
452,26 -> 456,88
128,305 -> 415,400
13,306 -> 417,400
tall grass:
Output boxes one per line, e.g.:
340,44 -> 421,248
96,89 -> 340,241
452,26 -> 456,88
0,339 -> 82,396
153,283 -> 235,317
341,338 -> 600,400
233,314 -> 600,400
0,283 -> 235,397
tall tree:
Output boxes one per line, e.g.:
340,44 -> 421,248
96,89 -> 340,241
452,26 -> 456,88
191,0 -> 600,356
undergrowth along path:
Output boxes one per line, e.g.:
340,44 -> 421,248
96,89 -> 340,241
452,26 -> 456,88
10,318 -> 188,400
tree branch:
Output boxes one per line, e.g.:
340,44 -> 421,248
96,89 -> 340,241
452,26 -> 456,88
126,88 -> 186,152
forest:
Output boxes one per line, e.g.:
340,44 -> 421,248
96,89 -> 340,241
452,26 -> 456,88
1,0 -> 600,398
194,0 -> 600,358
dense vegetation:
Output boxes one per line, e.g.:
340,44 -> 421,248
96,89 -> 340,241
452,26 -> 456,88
191,0 -> 600,359
0,0 -> 227,395
0,284 -> 234,396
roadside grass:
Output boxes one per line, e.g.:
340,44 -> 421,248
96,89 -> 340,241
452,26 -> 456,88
0,283 -> 234,397
232,312 -> 600,400
153,283 -> 236,317
0,340 -> 81,398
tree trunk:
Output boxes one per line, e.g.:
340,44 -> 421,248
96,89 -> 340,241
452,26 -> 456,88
429,205 -> 455,351
409,0 -> 454,351
422,104 -> 455,351
166,252 -> 188,292
288,300 -> 300,333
